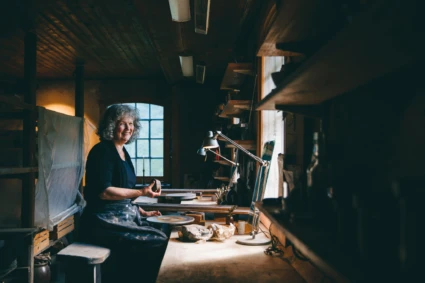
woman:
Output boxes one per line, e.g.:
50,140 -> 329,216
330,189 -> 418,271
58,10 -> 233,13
82,104 -> 167,282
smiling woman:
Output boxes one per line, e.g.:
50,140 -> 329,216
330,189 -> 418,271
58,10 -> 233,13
121,103 -> 165,179
81,104 -> 168,282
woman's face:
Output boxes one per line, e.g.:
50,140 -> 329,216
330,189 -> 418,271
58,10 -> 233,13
114,115 -> 134,144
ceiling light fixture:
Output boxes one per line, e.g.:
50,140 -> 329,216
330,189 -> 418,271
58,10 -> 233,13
168,0 -> 191,22
196,63 -> 206,84
195,0 -> 211,34
179,55 -> 194,77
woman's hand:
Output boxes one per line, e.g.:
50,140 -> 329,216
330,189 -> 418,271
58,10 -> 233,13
139,179 -> 161,198
139,207 -> 161,217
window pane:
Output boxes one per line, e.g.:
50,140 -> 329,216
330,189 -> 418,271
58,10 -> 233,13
125,143 -> 135,158
151,159 -> 163,176
137,103 -> 149,119
151,140 -> 163,157
136,159 -> 150,177
140,121 -> 149,138
131,158 -> 136,171
151,105 -> 163,119
151,120 -> 163,138
136,140 -> 149,157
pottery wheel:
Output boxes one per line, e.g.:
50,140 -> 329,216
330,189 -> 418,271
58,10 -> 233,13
146,215 -> 194,225
163,193 -> 197,200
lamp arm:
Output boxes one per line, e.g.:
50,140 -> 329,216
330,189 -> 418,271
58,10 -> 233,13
206,148 -> 238,166
215,131 -> 266,165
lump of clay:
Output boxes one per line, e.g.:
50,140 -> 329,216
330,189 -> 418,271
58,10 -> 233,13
178,224 -> 213,242
208,223 -> 235,241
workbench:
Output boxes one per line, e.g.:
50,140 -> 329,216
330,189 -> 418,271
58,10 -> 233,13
156,227 -> 305,283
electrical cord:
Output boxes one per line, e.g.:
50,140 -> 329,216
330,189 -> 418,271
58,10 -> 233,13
263,223 -> 284,256
258,223 -> 271,237
291,244 -> 310,261
260,223 -> 335,282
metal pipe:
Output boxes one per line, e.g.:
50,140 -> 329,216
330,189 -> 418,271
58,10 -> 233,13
205,148 -> 238,166
215,131 -> 266,165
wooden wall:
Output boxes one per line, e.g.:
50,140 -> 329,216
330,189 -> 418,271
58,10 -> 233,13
37,80 -> 100,154
170,84 -> 222,187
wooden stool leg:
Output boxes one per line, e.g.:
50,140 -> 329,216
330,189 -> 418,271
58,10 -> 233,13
64,262 -> 101,283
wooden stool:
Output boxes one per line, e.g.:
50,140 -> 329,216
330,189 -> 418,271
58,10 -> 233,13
57,242 -> 110,283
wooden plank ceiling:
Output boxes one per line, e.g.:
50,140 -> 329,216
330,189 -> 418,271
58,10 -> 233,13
0,0 -> 261,85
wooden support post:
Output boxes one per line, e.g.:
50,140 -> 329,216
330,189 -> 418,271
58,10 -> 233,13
74,61 -> 84,243
21,28 -> 37,283
171,86 -> 180,187
75,60 -> 84,118
22,30 -> 37,229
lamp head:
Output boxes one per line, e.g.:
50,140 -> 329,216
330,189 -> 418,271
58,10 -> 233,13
197,147 -> 206,156
202,131 -> 219,149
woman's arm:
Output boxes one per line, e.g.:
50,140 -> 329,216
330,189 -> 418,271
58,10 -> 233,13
99,186 -> 143,200
99,180 -> 161,200
139,207 -> 161,217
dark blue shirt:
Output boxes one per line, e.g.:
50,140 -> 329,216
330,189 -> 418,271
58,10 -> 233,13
84,141 -> 137,211
123,158 -> 136,189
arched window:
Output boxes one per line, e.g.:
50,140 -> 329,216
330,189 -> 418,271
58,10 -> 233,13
121,103 -> 164,178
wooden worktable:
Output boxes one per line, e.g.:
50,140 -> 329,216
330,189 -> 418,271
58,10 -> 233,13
133,196 -> 250,215
156,229 -> 305,283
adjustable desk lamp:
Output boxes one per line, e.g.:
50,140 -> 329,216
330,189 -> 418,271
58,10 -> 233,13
202,131 -> 273,245
197,147 -> 239,166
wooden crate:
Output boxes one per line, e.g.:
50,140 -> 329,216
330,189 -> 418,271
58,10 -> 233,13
34,229 -> 49,255
50,215 -> 74,240
186,213 -> 205,226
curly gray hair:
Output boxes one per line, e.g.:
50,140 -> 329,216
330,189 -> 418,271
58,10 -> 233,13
97,104 -> 141,144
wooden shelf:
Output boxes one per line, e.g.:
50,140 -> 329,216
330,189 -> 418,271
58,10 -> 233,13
137,203 -> 250,215
220,63 -> 253,90
0,167 -> 38,176
0,111 -> 25,119
225,140 -> 256,151
35,239 -> 61,256
0,95 -> 37,111
257,0 -> 341,57
0,228 -> 36,239
256,0 -> 423,110
213,176 -> 230,182
218,100 -> 251,118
